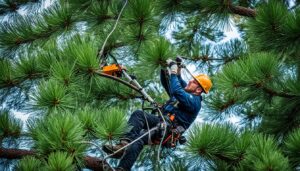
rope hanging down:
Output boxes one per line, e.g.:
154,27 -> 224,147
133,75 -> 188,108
98,0 -> 128,62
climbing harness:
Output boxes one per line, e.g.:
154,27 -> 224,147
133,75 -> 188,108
152,114 -> 187,148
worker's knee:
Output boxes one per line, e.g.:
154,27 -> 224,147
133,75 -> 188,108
131,110 -> 144,118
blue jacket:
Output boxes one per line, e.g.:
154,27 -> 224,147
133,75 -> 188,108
160,70 -> 202,129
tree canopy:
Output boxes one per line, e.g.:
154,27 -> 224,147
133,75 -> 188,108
1,0 -> 300,170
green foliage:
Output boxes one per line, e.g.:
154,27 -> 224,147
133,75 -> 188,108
35,48 -> 58,77
258,96 -> 300,136
16,54 -> 43,80
62,35 -> 99,77
159,0 -> 185,13
95,107 -> 129,141
0,2 -> 77,56
27,112 -> 87,160
50,61 -> 76,87
125,25 -> 156,49
214,53 -> 283,101
16,151 -> 75,171
216,39 -> 246,63
247,0 -> 300,55
187,125 -> 290,170
138,37 -> 176,74
31,79 -> 75,113
186,123 -> 237,161
76,107 -> 99,135
242,134 -> 290,171
283,128 -> 300,168
211,52 -> 300,135
285,77 -> 300,95
124,0 -> 158,27
84,1 -> 114,26
205,90 -> 239,120
0,110 -> 22,139
173,15 -> 225,53
162,156 -> 189,171
123,0 -> 159,50
15,156 -> 43,171
44,151 -> 75,171
197,0 -> 232,29
42,2 -> 76,31
0,59 -> 18,88
208,160 -> 232,171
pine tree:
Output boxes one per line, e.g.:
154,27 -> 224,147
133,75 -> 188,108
0,0 -> 300,170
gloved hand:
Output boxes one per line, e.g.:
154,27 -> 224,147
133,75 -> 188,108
166,59 -> 178,74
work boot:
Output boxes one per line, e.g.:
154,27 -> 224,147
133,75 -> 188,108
102,140 -> 129,159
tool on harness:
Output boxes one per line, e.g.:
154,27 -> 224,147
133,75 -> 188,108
153,114 -> 186,148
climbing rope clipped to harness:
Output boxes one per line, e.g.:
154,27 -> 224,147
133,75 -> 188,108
152,114 -> 187,148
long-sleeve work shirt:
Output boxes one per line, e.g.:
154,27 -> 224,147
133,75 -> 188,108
160,70 -> 202,129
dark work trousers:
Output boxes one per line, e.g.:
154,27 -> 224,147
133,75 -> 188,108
118,110 -> 160,171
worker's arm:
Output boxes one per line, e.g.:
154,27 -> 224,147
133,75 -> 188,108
177,74 -> 187,88
160,69 -> 172,97
170,74 -> 199,111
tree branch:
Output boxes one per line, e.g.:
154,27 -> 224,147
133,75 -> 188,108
261,86 -> 298,98
0,147 -> 107,171
229,5 -> 256,17
181,56 -> 223,62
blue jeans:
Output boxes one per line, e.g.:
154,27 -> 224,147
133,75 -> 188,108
118,110 -> 160,171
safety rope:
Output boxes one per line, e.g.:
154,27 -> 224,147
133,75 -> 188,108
156,108 -> 167,162
98,0 -> 128,62
141,100 -> 152,145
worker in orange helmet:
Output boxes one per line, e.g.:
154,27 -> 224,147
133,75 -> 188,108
103,58 -> 212,171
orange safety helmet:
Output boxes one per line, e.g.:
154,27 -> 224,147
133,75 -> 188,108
193,74 -> 212,94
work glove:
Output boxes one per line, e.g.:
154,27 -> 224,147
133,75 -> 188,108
166,59 -> 178,74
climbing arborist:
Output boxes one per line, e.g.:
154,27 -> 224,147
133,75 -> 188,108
102,58 -> 212,171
